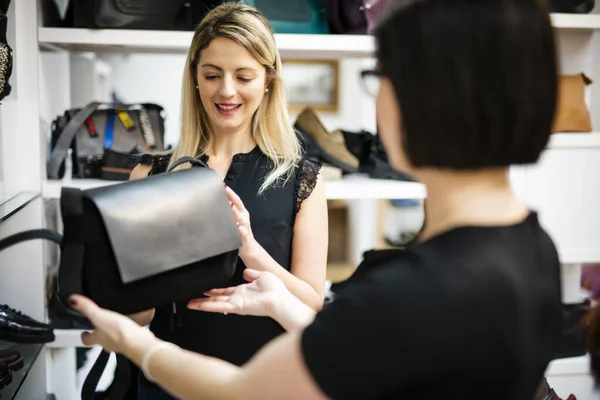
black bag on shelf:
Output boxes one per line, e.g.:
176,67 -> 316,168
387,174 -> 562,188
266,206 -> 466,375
0,157 -> 241,399
548,0 -> 595,13
68,0 -> 192,30
47,102 -> 167,181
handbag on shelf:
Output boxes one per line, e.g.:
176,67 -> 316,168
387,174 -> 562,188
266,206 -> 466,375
67,0 -> 192,30
0,157 -> 241,399
552,73 -> 593,133
240,0 -> 329,34
47,102 -> 167,181
325,0 -> 367,34
363,0 -> 395,34
548,0 -> 595,13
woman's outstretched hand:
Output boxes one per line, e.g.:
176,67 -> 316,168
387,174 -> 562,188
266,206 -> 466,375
68,294 -> 153,353
225,186 -> 259,260
188,269 -> 287,318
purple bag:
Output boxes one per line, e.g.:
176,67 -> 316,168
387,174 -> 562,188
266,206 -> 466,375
325,0 -> 367,34
363,0 -> 395,34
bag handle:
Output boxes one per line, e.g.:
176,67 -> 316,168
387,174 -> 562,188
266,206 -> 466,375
167,156 -> 208,172
81,352 -> 131,400
47,101 -> 102,179
0,229 -> 62,251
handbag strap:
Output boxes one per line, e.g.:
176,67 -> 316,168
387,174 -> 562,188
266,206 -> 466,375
81,351 -> 131,400
0,229 -> 62,251
167,156 -> 208,172
47,101 -> 102,179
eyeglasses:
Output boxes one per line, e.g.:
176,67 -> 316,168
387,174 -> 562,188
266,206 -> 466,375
360,70 -> 381,97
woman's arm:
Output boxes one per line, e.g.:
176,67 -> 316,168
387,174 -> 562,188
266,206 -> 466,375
229,172 -> 328,311
72,294 -> 328,400
128,163 -> 156,326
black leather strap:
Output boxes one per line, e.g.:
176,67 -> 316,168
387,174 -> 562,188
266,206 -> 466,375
167,156 -> 208,172
47,101 -> 102,179
0,229 -> 62,252
81,351 -> 131,400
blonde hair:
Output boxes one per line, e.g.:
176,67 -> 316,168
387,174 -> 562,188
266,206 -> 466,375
169,2 -> 301,193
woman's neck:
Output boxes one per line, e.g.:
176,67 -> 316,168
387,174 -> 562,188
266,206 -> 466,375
207,126 -> 256,160
416,167 -> 529,241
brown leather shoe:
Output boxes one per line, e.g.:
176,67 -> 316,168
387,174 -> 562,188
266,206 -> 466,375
0,349 -> 23,371
294,107 -> 359,173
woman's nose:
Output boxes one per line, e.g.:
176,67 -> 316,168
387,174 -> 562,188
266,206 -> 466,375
218,76 -> 236,98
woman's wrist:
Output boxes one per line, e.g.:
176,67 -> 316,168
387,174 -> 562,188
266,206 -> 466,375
239,237 -> 262,265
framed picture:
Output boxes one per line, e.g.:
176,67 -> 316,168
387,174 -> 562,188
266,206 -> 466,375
281,59 -> 339,113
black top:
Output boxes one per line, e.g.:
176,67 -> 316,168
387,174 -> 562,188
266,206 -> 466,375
137,147 -> 321,384
302,212 -> 562,400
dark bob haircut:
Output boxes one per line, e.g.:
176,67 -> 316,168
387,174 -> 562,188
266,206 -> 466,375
375,0 -> 558,169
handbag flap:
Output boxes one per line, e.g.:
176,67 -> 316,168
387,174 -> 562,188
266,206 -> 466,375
84,167 -> 241,284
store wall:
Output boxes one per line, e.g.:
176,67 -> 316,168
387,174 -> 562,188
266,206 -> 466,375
100,54 -> 377,147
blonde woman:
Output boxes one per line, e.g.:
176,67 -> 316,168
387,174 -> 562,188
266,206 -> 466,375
129,3 -> 328,398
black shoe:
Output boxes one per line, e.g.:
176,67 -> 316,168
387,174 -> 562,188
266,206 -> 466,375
0,349 -> 23,371
0,304 -> 55,344
0,361 -> 12,389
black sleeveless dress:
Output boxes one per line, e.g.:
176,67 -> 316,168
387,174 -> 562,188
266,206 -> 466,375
136,146 -> 322,398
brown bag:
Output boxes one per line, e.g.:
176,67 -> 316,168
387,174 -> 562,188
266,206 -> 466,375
552,73 -> 593,133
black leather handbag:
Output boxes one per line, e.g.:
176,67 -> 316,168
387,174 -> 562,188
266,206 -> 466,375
47,102 -> 167,180
549,0 -> 595,13
1,157 -> 240,315
0,157 -> 240,399
68,0 -> 191,30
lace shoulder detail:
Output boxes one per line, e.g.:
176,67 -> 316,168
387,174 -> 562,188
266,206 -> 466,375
293,157 -> 322,225
138,153 -> 173,176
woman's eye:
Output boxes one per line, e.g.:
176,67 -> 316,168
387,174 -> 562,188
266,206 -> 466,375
205,75 -> 219,81
238,77 -> 252,83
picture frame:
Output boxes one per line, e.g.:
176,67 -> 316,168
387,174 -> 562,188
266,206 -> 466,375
281,59 -> 339,113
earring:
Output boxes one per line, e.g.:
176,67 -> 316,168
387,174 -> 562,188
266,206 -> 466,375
265,88 -> 269,93
195,85 -> 198,89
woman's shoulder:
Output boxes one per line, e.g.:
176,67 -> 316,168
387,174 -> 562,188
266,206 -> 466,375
137,152 -> 173,176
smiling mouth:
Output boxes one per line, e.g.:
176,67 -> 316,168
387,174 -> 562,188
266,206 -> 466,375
215,104 -> 241,111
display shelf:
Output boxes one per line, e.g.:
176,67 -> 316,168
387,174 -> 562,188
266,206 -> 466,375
47,330 -> 84,349
38,28 -> 375,59
0,192 -> 40,225
546,354 -> 590,376
42,175 -> 427,200
559,250 -> 600,264
38,14 -> 600,58
0,342 -> 44,399
548,133 -> 600,149
550,13 -> 600,30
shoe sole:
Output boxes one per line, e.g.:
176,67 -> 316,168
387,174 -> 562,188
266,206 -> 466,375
8,356 -> 24,371
0,330 -> 55,344
297,129 -> 359,173
0,370 -> 12,389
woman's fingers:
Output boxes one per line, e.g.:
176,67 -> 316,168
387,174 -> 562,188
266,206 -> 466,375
187,298 -> 237,314
225,186 -> 245,211
204,287 -> 236,296
243,269 -> 263,282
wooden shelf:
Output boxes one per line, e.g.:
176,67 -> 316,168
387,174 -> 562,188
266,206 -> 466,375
42,175 -> 426,200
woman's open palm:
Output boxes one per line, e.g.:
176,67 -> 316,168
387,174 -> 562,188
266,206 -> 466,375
187,269 -> 286,317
